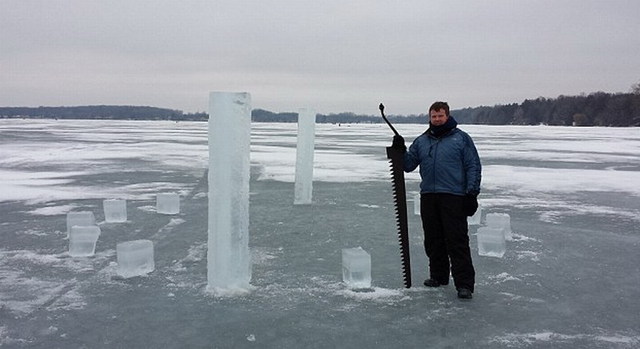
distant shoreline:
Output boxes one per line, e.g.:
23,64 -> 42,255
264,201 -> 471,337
2,91 -> 639,126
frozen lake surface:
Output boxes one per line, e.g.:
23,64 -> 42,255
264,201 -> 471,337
1,119 -> 639,348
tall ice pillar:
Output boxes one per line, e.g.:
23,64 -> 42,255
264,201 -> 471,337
293,108 -> 316,205
207,92 -> 252,293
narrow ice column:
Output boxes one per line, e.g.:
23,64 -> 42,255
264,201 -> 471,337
207,92 -> 252,292
293,108 -> 316,205
413,193 -> 421,216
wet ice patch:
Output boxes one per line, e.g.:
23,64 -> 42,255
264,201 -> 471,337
150,218 -> 186,240
169,242 -> 207,273
566,203 -> 640,222
0,272 -> 67,315
46,286 -> 87,312
0,248 -> 116,316
498,292 -> 545,304
164,275 -> 207,293
538,203 -> 640,224
252,247 -> 279,265
482,193 -> 640,224
539,211 -> 563,224
0,326 -> 30,346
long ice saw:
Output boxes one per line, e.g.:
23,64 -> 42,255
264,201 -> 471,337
379,103 -> 411,288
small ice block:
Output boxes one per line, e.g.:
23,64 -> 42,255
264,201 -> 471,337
103,199 -> 127,223
117,239 -> 155,278
342,247 -> 371,288
477,227 -> 506,258
486,213 -> 512,239
413,193 -> 421,216
66,211 -> 96,237
156,193 -> 180,214
69,225 -> 100,257
467,205 -> 482,225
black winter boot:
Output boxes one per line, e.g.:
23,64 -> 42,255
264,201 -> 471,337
457,288 -> 473,299
423,279 -> 448,287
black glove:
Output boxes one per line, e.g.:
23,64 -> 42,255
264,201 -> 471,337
463,194 -> 479,217
392,135 -> 406,152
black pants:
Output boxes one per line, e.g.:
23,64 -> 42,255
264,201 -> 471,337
420,193 -> 475,292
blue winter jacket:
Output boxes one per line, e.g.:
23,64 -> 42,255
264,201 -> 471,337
403,128 -> 481,196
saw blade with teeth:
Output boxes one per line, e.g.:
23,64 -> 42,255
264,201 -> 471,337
386,145 -> 412,288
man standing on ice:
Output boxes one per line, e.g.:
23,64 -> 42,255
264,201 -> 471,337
392,101 -> 481,299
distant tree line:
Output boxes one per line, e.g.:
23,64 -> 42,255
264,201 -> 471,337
250,109 -> 426,124
454,92 -> 640,126
0,105 -> 425,124
1,90 -> 639,126
0,105 -> 187,120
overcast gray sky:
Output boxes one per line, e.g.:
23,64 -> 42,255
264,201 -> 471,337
1,0 -> 639,115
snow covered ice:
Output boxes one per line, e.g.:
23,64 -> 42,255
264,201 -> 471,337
66,211 -> 95,237
117,239 -> 155,278
103,199 -> 127,222
1,119 -> 640,348
342,247 -> 372,289
156,192 -> 180,214
68,225 -> 101,257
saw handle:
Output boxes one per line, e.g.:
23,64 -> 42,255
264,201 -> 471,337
379,103 -> 400,137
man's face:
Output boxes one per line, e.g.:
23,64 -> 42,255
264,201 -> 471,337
429,109 -> 448,126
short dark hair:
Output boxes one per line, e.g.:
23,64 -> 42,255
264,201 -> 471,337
429,101 -> 450,117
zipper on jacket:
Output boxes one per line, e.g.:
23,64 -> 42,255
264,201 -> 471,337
431,140 -> 439,191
